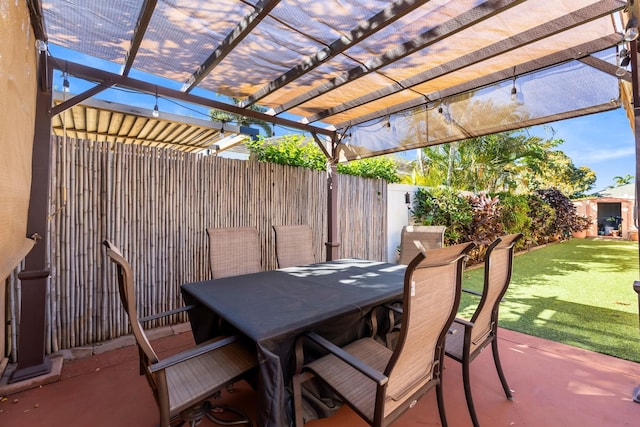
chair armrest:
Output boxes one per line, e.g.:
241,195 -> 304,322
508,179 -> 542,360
461,288 -> 482,297
461,288 -> 504,302
140,304 -> 197,323
303,331 -> 388,386
453,317 -> 474,328
383,302 -> 403,315
149,335 -> 239,373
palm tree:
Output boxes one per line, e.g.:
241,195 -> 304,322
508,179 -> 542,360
613,174 -> 634,186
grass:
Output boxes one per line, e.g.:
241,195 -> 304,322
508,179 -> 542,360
458,237 -> 640,362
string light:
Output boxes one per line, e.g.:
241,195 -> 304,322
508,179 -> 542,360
152,85 -> 160,118
624,16 -> 639,42
62,72 -> 70,93
617,46 -> 631,77
438,101 -> 452,124
510,66 -> 524,104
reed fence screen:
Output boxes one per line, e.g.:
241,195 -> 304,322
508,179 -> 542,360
6,137 -> 387,356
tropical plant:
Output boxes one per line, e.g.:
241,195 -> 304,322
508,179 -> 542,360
522,149 -> 596,197
535,188 -> 580,238
613,174 -> 634,186
408,129 -> 596,196
412,187 -> 473,244
526,194 -> 556,245
571,215 -> 593,233
467,193 -> 503,245
465,192 -> 504,263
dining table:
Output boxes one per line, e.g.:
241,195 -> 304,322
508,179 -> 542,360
181,258 -> 407,427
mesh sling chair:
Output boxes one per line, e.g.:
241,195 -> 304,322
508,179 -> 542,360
398,225 -> 446,265
206,227 -> 261,279
292,242 -> 475,427
273,225 -> 315,268
444,233 -> 523,427
382,242 -> 476,349
103,240 -> 257,427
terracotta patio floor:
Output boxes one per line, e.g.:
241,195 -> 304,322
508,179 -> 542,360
1,326 -> 639,427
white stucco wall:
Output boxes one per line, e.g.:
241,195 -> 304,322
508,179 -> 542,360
386,184 -> 422,263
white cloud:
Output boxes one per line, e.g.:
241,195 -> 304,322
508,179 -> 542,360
573,146 -> 636,164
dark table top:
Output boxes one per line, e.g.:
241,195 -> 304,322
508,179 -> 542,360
181,258 -> 406,342
181,258 -> 407,427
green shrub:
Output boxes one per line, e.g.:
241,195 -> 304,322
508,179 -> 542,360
337,157 -> 400,183
247,134 -> 326,171
247,135 -> 400,182
412,187 -> 473,244
494,192 -> 533,246
526,194 -> 556,244
535,188 -> 581,238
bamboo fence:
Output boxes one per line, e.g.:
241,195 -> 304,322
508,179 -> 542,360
5,136 -> 387,356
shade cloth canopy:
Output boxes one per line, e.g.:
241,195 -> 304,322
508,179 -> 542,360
38,0 -> 631,160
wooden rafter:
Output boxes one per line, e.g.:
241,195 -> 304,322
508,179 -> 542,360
579,55 -> 632,80
181,0 -> 282,92
305,0 -> 624,124
122,0 -> 158,77
270,0 -> 526,115
55,57 -> 336,137
239,0 -> 435,108
335,35 -> 621,129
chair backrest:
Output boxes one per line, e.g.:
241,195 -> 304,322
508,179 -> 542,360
206,227 -> 261,279
273,224 -> 315,268
398,225 -> 446,264
103,240 -> 159,367
384,241 -> 474,415
469,233 -> 523,353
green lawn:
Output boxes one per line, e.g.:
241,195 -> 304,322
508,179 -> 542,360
458,238 -> 640,362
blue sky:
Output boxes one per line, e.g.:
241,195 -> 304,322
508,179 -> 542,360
530,108 -> 636,192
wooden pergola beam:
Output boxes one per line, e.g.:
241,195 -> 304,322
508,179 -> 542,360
271,0 -> 526,116
182,0 -> 282,92
306,0 -> 623,124
239,0 -> 434,107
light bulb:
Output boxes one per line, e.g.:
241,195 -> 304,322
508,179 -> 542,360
35,40 -> 47,53
625,17 -> 639,41
511,86 -> 517,101
625,28 -> 639,41
152,86 -> 160,118
62,78 -> 70,93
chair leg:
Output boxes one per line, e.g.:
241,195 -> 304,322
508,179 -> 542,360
206,404 -> 253,426
462,358 -> 480,427
292,374 -> 305,427
491,337 -> 512,400
435,381 -> 448,427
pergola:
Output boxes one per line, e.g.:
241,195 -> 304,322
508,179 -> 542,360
6,0 -> 640,384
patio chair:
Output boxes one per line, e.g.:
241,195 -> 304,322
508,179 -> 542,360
398,225 -> 446,264
444,233 -> 523,427
380,241 -> 477,348
207,227 -> 261,279
273,224 -> 315,268
292,242 -> 475,427
103,240 -> 257,427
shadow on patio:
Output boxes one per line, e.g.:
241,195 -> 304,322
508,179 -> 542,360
1,326 -> 639,427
